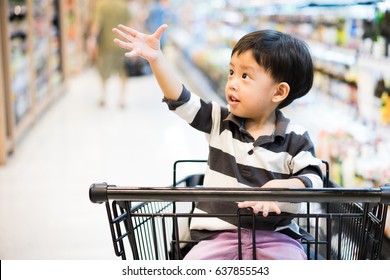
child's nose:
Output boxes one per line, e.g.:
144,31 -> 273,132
228,78 -> 238,91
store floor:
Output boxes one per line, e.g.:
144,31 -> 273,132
0,67 -> 209,259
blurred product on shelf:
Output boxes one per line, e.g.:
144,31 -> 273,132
375,78 -> 390,124
382,92 -> 390,124
317,129 -> 390,188
0,0 -> 78,164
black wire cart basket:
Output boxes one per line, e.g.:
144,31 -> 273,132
89,160 -> 390,260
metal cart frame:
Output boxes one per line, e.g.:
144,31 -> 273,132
89,160 -> 390,260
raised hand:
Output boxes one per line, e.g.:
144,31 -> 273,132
112,24 -> 168,62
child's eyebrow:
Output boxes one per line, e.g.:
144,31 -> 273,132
239,65 -> 256,73
230,62 -> 256,73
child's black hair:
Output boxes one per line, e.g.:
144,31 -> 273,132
232,30 -> 314,108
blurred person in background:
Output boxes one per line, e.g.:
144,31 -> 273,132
146,0 -> 171,50
88,0 -> 132,108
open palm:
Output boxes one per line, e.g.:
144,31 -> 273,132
113,24 -> 167,62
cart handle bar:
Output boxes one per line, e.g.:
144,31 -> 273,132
90,183 -> 390,204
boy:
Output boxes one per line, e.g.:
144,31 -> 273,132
112,24 -> 323,259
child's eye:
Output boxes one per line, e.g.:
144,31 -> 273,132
229,69 -> 234,76
242,73 -> 248,79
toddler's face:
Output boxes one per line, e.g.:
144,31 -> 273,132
225,50 -> 278,120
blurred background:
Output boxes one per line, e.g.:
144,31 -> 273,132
0,0 -> 389,259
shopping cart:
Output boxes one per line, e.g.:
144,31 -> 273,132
89,160 -> 390,260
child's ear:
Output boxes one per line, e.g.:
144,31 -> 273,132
273,82 -> 290,103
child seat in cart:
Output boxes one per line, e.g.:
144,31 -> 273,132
89,160 -> 390,260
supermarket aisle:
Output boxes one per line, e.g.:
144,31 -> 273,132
0,67 -> 208,259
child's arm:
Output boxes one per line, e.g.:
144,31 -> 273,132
237,178 -> 305,217
112,24 -> 182,101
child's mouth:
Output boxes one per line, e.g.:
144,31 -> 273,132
228,94 -> 240,103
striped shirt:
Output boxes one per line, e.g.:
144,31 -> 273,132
164,86 -> 323,239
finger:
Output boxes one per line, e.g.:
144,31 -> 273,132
113,38 -> 133,51
236,202 -> 244,208
113,28 -> 134,43
274,205 -> 281,215
154,24 -> 168,40
117,24 -> 139,37
237,201 -> 255,208
261,203 -> 269,217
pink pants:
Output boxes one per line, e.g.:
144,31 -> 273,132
183,229 -> 307,260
